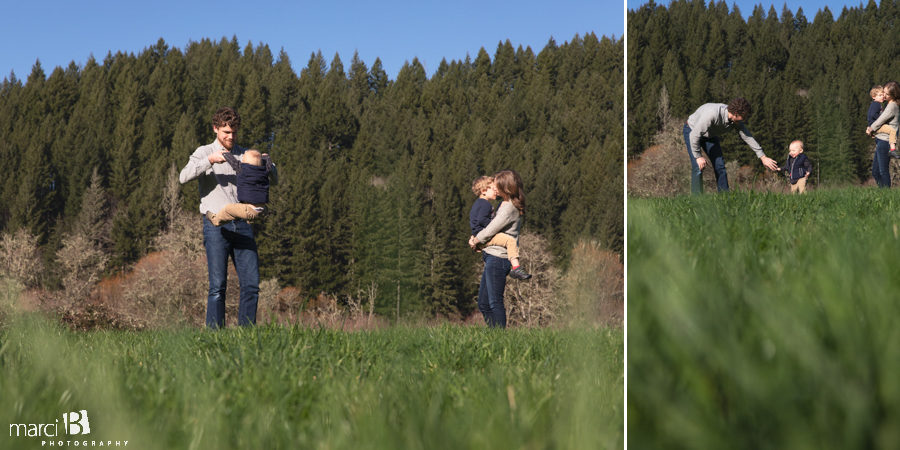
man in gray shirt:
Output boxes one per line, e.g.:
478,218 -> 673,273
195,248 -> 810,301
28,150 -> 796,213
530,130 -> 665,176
683,98 -> 779,193
179,107 -> 278,328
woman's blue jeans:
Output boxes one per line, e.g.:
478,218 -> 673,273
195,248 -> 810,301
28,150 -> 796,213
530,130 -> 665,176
684,124 -> 728,193
202,216 -> 260,328
477,254 -> 511,328
873,138 -> 891,188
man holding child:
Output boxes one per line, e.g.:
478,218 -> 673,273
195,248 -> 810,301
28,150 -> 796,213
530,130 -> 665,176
179,107 -> 278,328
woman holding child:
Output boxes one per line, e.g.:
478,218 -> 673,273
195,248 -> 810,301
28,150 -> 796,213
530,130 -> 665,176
867,81 -> 900,187
468,169 -> 526,328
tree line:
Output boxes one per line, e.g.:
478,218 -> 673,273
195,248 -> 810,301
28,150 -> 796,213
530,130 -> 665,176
0,33 -> 622,319
628,0 -> 900,185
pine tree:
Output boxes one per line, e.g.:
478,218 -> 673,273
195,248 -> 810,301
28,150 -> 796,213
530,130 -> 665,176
9,129 -> 57,243
109,69 -> 142,202
240,69 -> 269,147
312,54 -> 357,152
267,48 -> 299,138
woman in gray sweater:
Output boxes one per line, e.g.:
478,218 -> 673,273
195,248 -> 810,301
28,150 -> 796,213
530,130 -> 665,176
867,81 -> 900,187
468,170 -> 526,328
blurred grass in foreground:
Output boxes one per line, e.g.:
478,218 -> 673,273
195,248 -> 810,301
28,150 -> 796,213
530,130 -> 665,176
0,284 -> 622,450
628,188 -> 900,449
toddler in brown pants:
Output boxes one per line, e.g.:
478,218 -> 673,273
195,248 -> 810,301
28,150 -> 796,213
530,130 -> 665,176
207,149 -> 274,226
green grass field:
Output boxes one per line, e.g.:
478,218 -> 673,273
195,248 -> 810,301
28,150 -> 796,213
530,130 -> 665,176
628,188 -> 900,449
0,289 -> 622,450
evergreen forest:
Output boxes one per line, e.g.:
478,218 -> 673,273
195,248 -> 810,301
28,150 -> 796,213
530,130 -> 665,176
0,34 -> 622,319
628,0 -> 900,185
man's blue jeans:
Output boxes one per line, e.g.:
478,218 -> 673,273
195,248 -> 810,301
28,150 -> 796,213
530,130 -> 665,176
873,138 -> 891,188
477,254 -> 511,328
202,216 -> 259,328
684,124 -> 729,193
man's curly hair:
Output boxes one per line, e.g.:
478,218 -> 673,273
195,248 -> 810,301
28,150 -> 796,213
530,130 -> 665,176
211,106 -> 241,129
727,98 -> 752,119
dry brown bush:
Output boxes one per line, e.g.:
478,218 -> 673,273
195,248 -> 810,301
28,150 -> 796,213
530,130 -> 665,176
0,229 -> 45,288
54,234 -> 109,310
258,277 -> 281,321
121,209 -> 222,327
58,208 -> 210,330
271,286 -> 307,322
504,233 -> 563,327
628,118 -> 692,197
257,280 -> 308,325
288,286 -> 383,330
561,240 -> 623,327
302,293 -> 344,327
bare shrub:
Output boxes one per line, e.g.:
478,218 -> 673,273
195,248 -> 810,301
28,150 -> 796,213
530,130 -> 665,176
114,250 -> 206,327
274,286 -> 305,322
0,229 -> 45,288
293,285 -> 383,330
343,281 -> 379,329
561,240 -> 623,327
258,278 -> 281,321
54,234 -> 109,310
302,293 -> 344,328
627,118 -> 692,197
504,233 -> 563,327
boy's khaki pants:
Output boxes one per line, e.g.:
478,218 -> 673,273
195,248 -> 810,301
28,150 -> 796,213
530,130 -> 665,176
790,178 -> 807,194
210,203 -> 263,226
876,124 -> 898,147
484,232 -> 519,260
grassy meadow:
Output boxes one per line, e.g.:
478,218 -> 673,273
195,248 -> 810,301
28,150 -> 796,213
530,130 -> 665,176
628,188 -> 900,449
0,287 -> 622,450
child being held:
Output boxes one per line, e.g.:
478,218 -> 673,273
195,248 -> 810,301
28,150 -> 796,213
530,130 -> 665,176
868,85 -> 885,129
868,84 -> 900,158
782,140 -> 811,194
469,176 -> 532,280
207,149 -> 274,226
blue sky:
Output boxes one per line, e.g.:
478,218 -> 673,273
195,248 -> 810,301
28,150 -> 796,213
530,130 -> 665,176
1,0 -> 622,83
627,0 -> 869,18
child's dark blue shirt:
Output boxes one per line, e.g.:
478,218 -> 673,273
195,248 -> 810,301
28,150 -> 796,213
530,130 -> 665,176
783,153 -> 812,184
868,100 -> 884,126
237,163 -> 270,204
469,198 -> 493,235
224,152 -> 272,204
